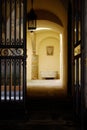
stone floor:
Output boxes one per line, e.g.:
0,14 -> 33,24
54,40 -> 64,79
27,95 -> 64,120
0,97 -> 83,130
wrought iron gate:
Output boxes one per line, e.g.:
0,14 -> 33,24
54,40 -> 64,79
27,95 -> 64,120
72,0 -> 82,117
0,0 -> 26,103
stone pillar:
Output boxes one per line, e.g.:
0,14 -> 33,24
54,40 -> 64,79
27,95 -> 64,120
31,55 -> 38,79
31,32 -> 36,55
31,32 -> 38,79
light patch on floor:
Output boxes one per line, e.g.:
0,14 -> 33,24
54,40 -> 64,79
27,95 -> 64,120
27,80 -> 67,97
27,80 -> 63,88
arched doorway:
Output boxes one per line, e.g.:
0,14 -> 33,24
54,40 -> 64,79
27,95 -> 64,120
27,3 -> 68,98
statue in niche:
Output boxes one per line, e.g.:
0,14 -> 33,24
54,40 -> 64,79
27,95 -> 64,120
47,46 -> 54,55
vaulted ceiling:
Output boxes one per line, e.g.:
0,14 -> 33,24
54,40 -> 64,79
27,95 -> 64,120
27,0 -> 69,27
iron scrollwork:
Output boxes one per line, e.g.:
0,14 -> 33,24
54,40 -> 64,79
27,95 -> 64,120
0,48 -> 23,56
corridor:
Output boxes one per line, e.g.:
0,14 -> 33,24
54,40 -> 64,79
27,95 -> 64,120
0,0 -> 86,129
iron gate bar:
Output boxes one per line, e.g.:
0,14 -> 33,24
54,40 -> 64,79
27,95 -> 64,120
14,59 -> 16,100
19,0 -> 21,41
9,59 -> 11,100
4,59 -> 6,101
5,0 -> 7,46
0,56 -> 24,59
10,0 -> 11,43
19,59 -> 21,100
0,0 -> 2,45
0,59 -> 1,101
74,40 -> 81,48
0,0 -> 2,101
0,0 -> 27,103
23,0 -> 27,106
0,45 -> 24,48
14,0 -> 16,46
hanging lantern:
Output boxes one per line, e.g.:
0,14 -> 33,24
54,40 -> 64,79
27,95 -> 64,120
28,0 -> 37,31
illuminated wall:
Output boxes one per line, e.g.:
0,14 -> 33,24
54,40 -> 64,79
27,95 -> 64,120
37,32 -> 60,79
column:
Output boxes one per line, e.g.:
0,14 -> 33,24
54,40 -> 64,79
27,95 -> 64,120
31,32 -> 38,79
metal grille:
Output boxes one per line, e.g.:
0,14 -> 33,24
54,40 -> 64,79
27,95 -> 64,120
0,0 -> 26,102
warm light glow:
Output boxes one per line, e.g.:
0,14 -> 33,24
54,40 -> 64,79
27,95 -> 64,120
74,45 -> 81,56
27,27 -> 51,31
36,27 -> 51,31
27,20 -> 67,97
60,33 -> 63,86
74,28 -> 76,32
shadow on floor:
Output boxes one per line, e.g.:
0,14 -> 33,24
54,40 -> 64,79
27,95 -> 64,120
0,96 -> 82,130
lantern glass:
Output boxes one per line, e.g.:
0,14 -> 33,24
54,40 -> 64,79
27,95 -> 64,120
28,9 -> 37,31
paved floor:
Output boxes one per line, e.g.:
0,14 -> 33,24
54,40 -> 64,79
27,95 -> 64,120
0,97 -> 82,130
